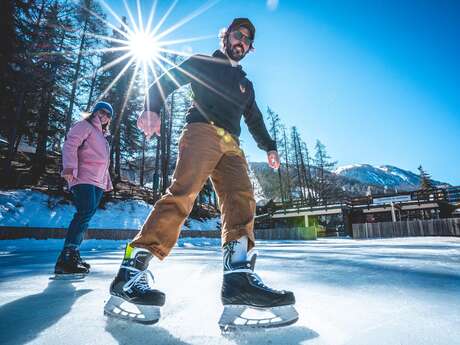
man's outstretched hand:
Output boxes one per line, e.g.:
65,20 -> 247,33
137,110 -> 161,139
267,150 -> 281,169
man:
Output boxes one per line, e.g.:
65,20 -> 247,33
104,18 -> 298,330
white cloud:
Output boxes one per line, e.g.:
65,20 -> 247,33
266,0 -> 279,11
181,45 -> 193,54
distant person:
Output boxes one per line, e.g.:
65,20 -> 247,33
104,18 -> 298,330
54,101 -> 113,278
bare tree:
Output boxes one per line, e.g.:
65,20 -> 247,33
266,107 -> 284,203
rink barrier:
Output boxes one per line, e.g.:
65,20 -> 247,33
0,226 -> 317,241
352,218 -> 460,239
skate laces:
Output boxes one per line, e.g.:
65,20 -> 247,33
250,272 -> 269,289
74,251 -> 86,265
122,266 -> 155,292
251,272 -> 283,293
63,249 -> 80,264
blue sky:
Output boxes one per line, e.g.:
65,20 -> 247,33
105,0 -> 459,185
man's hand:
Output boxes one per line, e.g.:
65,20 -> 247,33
267,150 -> 280,169
62,168 -> 74,183
137,110 -> 161,139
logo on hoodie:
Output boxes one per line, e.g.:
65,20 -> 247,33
239,82 -> 246,94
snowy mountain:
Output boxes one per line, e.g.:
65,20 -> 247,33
249,161 -> 449,200
334,164 -> 447,191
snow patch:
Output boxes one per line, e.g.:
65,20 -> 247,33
0,189 -> 220,230
334,164 -> 364,175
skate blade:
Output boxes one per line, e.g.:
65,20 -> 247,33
50,273 -> 87,281
219,304 -> 299,332
104,295 -> 161,325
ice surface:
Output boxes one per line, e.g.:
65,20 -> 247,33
1,237 -> 460,345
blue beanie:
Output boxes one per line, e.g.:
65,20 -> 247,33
92,101 -> 113,118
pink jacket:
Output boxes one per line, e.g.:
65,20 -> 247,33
62,116 -> 113,191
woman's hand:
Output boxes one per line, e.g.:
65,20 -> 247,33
62,168 -> 74,183
137,111 -> 161,139
267,150 -> 281,169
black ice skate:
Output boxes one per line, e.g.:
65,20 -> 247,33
219,251 -> 298,331
52,247 -> 89,280
75,249 -> 91,270
104,245 -> 165,324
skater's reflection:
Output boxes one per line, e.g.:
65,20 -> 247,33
0,280 -> 91,345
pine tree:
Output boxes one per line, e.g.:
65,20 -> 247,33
65,0 -> 108,134
152,136 -> 161,200
289,127 -> 314,204
0,0 -> 22,180
313,140 -> 341,204
301,142 -> 314,204
157,54 -> 191,194
418,165 -> 434,190
31,1 -> 77,178
281,125 -> 292,202
1,0 -> 47,182
96,17 -> 138,182
290,127 -> 305,202
266,107 -> 284,203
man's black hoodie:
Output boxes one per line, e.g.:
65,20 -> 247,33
145,50 -> 277,152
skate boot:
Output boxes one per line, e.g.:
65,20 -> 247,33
75,249 -> 91,270
104,244 -> 165,324
52,247 -> 89,280
219,241 -> 298,331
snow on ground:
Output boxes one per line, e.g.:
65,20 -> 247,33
0,189 -> 220,230
1,236 -> 460,345
247,166 -> 267,205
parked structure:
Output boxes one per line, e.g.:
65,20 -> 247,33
257,187 -> 460,237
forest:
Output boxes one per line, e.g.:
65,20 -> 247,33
0,0 -> 344,208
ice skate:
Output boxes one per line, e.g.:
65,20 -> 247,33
104,244 -> 165,324
219,240 -> 298,332
51,247 -> 89,280
75,249 -> 91,270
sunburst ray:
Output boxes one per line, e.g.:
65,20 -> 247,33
155,0 -> 220,41
96,55 -> 137,102
83,0 -> 221,115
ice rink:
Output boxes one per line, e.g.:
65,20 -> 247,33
1,237 -> 460,345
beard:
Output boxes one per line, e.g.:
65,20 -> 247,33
225,40 -> 246,61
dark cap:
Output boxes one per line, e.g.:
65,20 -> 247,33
228,18 -> 255,40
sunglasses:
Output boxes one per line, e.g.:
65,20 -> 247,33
99,109 -> 112,118
231,30 -> 253,46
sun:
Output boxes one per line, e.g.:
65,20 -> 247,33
128,31 -> 159,62
87,0 -> 219,114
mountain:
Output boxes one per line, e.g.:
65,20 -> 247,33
249,162 -> 449,202
334,164 -> 448,191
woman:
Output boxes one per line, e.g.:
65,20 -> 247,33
54,101 -> 113,277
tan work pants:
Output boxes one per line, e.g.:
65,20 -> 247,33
130,122 -> 256,260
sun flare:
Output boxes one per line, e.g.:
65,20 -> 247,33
84,0 -> 220,125
128,31 -> 159,62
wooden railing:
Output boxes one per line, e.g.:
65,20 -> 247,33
352,218 -> 460,239
261,186 -> 460,215
0,226 -> 317,241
